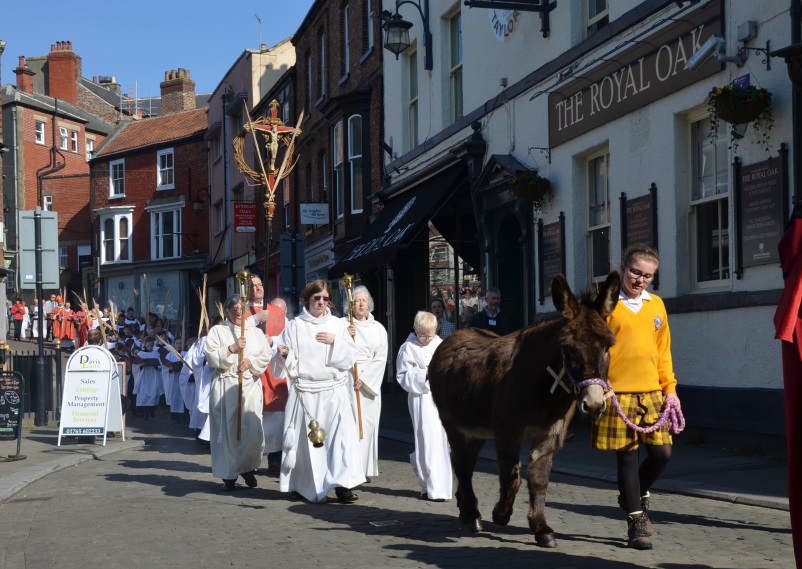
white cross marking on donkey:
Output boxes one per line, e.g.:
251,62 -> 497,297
547,366 -> 571,395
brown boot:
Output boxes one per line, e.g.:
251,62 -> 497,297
618,492 -> 654,536
627,512 -> 653,550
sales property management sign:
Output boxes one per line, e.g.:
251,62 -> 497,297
548,0 -> 721,147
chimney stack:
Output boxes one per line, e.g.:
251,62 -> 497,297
47,40 -> 79,105
14,56 -> 35,94
160,68 -> 196,116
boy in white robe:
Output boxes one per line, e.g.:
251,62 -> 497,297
396,311 -> 452,501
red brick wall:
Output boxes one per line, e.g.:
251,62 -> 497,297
47,43 -> 79,105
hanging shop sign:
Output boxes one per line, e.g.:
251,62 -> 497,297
300,203 -> 330,224
489,9 -> 521,42
548,0 -> 721,147
234,203 -> 258,233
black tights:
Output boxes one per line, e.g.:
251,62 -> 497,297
616,444 -> 672,514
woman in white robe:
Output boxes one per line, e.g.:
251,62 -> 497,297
342,286 -> 388,480
396,311 -> 452,501
272,279 -> 362,503
162,339 -> 187,421
206,295 -> 272,491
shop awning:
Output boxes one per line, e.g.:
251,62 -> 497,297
329,164 -> 467,278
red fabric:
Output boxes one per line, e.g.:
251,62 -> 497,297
247,304 -> 288,412
775,216 -> 802,568
74,311 -> 87,347
10,303 -> 24,321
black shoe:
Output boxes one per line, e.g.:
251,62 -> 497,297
223,479 -> 237,491
289,491 -> 305,501
364,476 -> 371,483
241,471 -> 258,488
335,487 -> 358,504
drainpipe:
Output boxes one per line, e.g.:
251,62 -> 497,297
792,0 -> 801,203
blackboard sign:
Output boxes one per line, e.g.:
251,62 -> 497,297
625,194 -> 654,248
542,221 -> 563,298
740,157 -> 784,267
0,371 -> 23,441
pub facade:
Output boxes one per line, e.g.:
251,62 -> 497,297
368,0 -> 795,438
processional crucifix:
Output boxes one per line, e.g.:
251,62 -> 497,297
233,100 -> 304,296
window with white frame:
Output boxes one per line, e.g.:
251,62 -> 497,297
586,0 -> 609,36
214,135 -> 222,160
588,150 -> 611,282
100,210 -> 133,264
150,207 -> 182,260
85,138 -> 94,162
59,246 -> 68,269
214,201 -> 224,234
348,114 -> 363,213
449,12 -> 463,124
157,148 -> 175,189
70,130 -> 78,152
59,127 -> 68,150
43,195 -> 53,212
407,49 -> 419,150
364,0 -> 374,52
35,121 -> 45,144
333,121 -> 344,218
691,117 -> 730,284
320,33 -> 326,99
110,159 -> 125,197
342,4 -> 350,76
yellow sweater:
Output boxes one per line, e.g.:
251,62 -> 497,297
606,293 -> 678,395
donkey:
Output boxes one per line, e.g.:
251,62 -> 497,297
428,272 -> 620,548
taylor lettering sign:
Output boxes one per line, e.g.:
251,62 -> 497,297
489,9 -> 521,42
300,203 -> 330,225
548,0 -> 721,147
234,203 -> 258,233
740,157 -> 784,267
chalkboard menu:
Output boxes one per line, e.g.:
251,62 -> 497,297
625,194 -> 655,248
0,372 -> 23,441
539,216 -> 565,303
740,156 -> 784,267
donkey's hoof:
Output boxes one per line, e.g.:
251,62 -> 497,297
492,507 -> 511,527
470,518 -> 484,533
535,532 -> 557,548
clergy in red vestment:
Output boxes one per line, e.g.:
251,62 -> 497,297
50,296 -> 66,340
246,275 -> 288,471
774,200 -> 802,569
61,302 -> 76,343
74,305 -> 88,347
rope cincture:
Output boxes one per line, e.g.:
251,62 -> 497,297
562,350 -> 685,435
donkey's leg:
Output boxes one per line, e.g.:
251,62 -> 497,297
526,434 -> 561,548
444,423 -> 485,533
491,435 -> 522,527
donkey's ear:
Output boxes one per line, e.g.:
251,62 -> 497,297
594,271 -> 621,318
552,274 -> 579,319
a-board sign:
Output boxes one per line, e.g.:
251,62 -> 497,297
0,371 -> 24,441
58,345 -> 124,446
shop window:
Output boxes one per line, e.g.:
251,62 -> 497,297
588,150 -> 611,282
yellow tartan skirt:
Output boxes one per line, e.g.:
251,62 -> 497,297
591,390 -> 672,451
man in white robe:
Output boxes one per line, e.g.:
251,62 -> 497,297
396,311 -> 452,501
342,286 -> 388,480
206,296 -> 272,490
131,337 -> 164,419
272,281 -> 363,503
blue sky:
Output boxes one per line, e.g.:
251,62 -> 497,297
1,0 -> 315,97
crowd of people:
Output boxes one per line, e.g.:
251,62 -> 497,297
10,254 -> 679,551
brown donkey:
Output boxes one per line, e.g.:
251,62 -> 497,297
428,272 -> 620,547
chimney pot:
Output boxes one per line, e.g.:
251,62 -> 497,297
18,55 -> 25,67
51,44 -> 55,52
67,41 -> 72,50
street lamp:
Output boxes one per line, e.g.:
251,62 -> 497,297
381,0 -> 432,70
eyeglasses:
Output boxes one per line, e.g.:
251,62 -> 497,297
312,295 -> 330,302
627,266 -> 655,282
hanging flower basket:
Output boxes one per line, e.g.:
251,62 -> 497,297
510,170 -> 554,214
707,84 -> 774,152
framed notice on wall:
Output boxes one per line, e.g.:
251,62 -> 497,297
538,213 -> 566,305
736,150 -> 788,274
620,184 -> 659,289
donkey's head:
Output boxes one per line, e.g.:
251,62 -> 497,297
552,271 -> 620,421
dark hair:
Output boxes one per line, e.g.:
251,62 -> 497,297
300,280 -> 332,308
429,297 -> 445,310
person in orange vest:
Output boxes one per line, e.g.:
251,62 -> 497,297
245,274 -> 288,472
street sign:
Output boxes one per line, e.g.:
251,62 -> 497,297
18,209 -> 59,289
58,345 -> 125,446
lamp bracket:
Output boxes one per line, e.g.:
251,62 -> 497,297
528,146 -> 551,164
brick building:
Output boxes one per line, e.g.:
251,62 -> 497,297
0,39 -> 7,337
289,0 -> 384,313
91,70 -> 209,336
1,43 -> 118,298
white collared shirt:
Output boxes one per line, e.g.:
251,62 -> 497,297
619,289 -> 651,314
